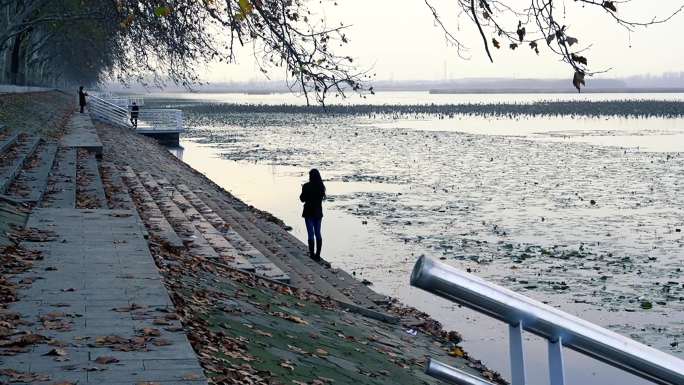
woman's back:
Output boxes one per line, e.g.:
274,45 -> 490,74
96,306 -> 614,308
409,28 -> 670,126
300,181 -> 325,218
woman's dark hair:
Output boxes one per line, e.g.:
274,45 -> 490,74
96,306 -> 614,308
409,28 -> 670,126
309,168 -> 326,197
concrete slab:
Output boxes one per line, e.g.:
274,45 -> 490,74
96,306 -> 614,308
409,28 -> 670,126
41,147 -> 76,208
122,167 -> 184,249
60,114 -> 102,156
1,208 -> 207,385
4,143 -> 57,203
0,131 -> 19,153
0,135 -> 40,194
76,150 -> 107,208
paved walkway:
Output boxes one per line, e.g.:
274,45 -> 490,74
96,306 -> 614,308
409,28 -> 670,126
5,208 -> 206,384
0,85 -> 54,94
60,114 -> 102,156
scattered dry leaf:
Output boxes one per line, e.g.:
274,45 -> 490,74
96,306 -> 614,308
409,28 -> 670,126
94,356 -> 119,364
42,348 -> 68,356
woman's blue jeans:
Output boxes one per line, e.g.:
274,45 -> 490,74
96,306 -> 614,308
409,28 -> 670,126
304,217 -> 322,242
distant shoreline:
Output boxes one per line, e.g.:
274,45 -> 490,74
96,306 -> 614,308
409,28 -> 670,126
175,99 -> 684,118
429,88 -> 684,95
147,88 -> 684,95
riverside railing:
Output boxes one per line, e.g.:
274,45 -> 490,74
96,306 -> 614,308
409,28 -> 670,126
88,95 -> 183,133
135,108 -> 183,133
89,95 -> 131,128
105,96 -> 145,108
410,256 -> 684,385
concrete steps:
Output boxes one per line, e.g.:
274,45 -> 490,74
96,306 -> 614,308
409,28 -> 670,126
156,178 -> 255,272
255,214 -> 390,307
76,148 -> 107,208
138,171 -> 222,260
191,190 -> 356,303
136,171 -> 260,273
171,182 -> 289,281
121,166 -> 184,249
41,147 -> 77,208
0,134 -> 41,194
0,131 -> 19,154
4,142 -> 58,204
100,161 -> 134,210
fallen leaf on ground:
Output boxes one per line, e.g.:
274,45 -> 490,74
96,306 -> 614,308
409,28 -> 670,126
92,335 -> 147,352
255,329 -> 272,337
279,361 -> 295,371
112,303 -> 144,312
287,345 -> 308,355
0,369 -> 50,382
152,338 -> 172,346
42,348 -> 68,356
182,373 -> 201,380
269,312 -> 309,325
448,346 -> 465,357
140,328 -> 161,337
82,366 -> 107,372
94,356 -> 119,364
0,333 -> 48,347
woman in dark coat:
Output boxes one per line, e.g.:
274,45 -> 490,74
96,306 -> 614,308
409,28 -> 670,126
300,169 -> 326,261
78,86 -> 88,113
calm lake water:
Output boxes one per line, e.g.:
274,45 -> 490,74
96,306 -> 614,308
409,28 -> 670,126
151,91 -> 683,385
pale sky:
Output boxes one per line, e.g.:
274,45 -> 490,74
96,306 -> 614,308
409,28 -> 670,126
203,0 -> 684,82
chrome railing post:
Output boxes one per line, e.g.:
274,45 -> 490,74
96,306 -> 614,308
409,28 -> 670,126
425,359 -> 496,385
509,322 -> 527,385
410,256 -> 684,385
548,337 -> 566,385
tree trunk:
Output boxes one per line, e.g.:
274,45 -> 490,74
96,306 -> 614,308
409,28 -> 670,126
9,33 -> 22,84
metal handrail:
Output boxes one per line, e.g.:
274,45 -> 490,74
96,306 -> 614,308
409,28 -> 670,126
89,95 -> 131,128
136,109 -> 183,132
410,256 -> 684,385
89,95 -> 183,133
426,359 -> 496,385
106,96 -> 145,107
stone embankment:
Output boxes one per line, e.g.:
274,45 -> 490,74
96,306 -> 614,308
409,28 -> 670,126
0,91 -> 504,385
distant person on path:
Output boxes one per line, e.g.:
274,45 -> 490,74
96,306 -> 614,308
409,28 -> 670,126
78,86 -> 88,113
130,102 -> 139,128
300,168 -> 326,263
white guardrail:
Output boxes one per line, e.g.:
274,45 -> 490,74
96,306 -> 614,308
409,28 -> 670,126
410,256 -> 684,385
88,95 -> 182,133
105,96 -> 145,108
136,108 -> 183,132
89,95 -> 131,128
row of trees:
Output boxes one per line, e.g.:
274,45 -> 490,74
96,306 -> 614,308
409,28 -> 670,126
0,0 -> 367,103
0,0 -> 681,102
0,1 -> 113,87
